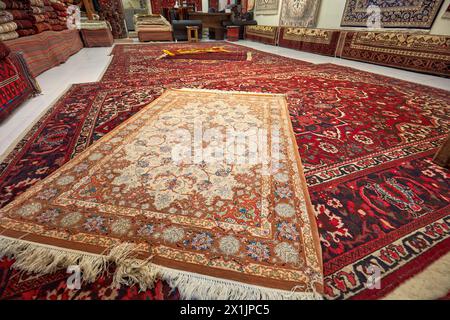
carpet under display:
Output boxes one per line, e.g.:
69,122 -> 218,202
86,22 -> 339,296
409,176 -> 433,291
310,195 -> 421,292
0,43 -> 448,300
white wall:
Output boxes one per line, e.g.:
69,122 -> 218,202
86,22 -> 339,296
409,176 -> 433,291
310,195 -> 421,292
431,0 -> 450,35
253,2 -> 282,26
254,0 -> 450,35
202,0 -> 209,12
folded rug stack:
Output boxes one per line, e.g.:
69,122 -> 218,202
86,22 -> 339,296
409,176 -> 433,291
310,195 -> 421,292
0,40 -> 40,122
80,20 -> 109,30
1,0 -> 35,37
135,14 -> 173,42
80,20 -> 113,47
43,0 -> 59,30
50,0 -> 68,31
27,0 -> 51,34
0,7 -> 18,41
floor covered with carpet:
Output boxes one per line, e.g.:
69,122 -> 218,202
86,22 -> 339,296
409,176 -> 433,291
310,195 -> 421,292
0,41 -> 449,301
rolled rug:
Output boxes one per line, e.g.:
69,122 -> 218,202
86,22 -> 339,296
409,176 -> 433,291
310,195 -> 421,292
0,30 -> 18,40
0,0 -> 6,10
2,0 -> 29,10
0,10 -> 13,24
47,18 -> 59,25
0,21 -> 17,33
51,2 -> 66,11
8,10 -> 32,20
51,24 -> 66,31
29,14 -> 46,23
31,6 -> 46,14
44,5 -> 54,12
33,21 -> 51,33
15,19 -> 33,29
29,0 -> 45,7
0,40 -> 10,59
16,28 -> 36,37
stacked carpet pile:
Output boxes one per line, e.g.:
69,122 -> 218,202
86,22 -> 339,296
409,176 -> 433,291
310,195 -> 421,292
4,29 -> 83,76
135,14 -> 172,42
279,27 -> 341,57
335,31 -> 450,77
0,40 -> 40,122
244,25 -> 279,45
43,0 -> 59,30
28,0 -> 51,34
0,7 -> 18,41
1,0 -> 34,38
80,20 -> 113,47
50,0 -> 68,31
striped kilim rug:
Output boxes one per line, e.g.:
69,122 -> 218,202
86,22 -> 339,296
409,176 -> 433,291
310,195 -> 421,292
0,89 -> 323,299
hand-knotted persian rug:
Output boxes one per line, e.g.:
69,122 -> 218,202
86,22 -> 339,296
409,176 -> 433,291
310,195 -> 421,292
0,43 -> 449,300
341,0 -> 445,28
255,0 -> 280,15
0,89 -> 323,300
279,0 -> 321,27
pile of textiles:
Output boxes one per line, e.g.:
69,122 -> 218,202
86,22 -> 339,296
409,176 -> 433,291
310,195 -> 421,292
135,14 -> 173,42
43,0 -> 61,31
80,19 -> 109,30
5,29 -> 83,76
98,0 -> 126,39
244,25 -> 279,45
0,7 -> 18,41
80,20 -> 113,47
5,0 -> 35,37
0,40 -> 40,122
28,0 -> 51,34
50,0 -> 67,31
1,0 -> 51,38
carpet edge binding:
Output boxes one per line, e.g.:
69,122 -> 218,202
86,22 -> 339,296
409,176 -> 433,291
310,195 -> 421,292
383,252 -> 450,300
0,235 -> 323,300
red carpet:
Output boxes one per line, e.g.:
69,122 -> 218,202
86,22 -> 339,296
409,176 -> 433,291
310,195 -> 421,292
0,43 -> 448,300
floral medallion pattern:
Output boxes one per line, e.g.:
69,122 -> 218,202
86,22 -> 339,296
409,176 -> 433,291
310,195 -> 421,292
341,0 -> 445,28
0,89 -> 323,296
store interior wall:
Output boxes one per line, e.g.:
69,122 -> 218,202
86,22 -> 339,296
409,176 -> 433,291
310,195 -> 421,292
253,0 -> 450,35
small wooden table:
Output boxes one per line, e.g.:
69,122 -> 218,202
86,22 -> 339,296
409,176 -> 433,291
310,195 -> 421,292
187,26 -> 199,42
187,12 -> 231,29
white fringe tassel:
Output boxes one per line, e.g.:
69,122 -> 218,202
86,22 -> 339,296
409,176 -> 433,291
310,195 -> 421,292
0,236 -> 321,300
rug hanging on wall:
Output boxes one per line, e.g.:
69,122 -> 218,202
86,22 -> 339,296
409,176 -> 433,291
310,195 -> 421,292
0,88 -> 323,300
279,0 -> 321,27
341,0 -> 445,28
98,0 -> 127,38
255,0 -> 280,15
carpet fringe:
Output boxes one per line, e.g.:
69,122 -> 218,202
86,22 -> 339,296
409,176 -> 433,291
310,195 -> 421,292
0,236 -> 322,300
383,252 -> 450,300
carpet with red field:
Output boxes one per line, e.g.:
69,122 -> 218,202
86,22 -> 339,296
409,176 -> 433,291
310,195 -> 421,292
0,43 -> 448,300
